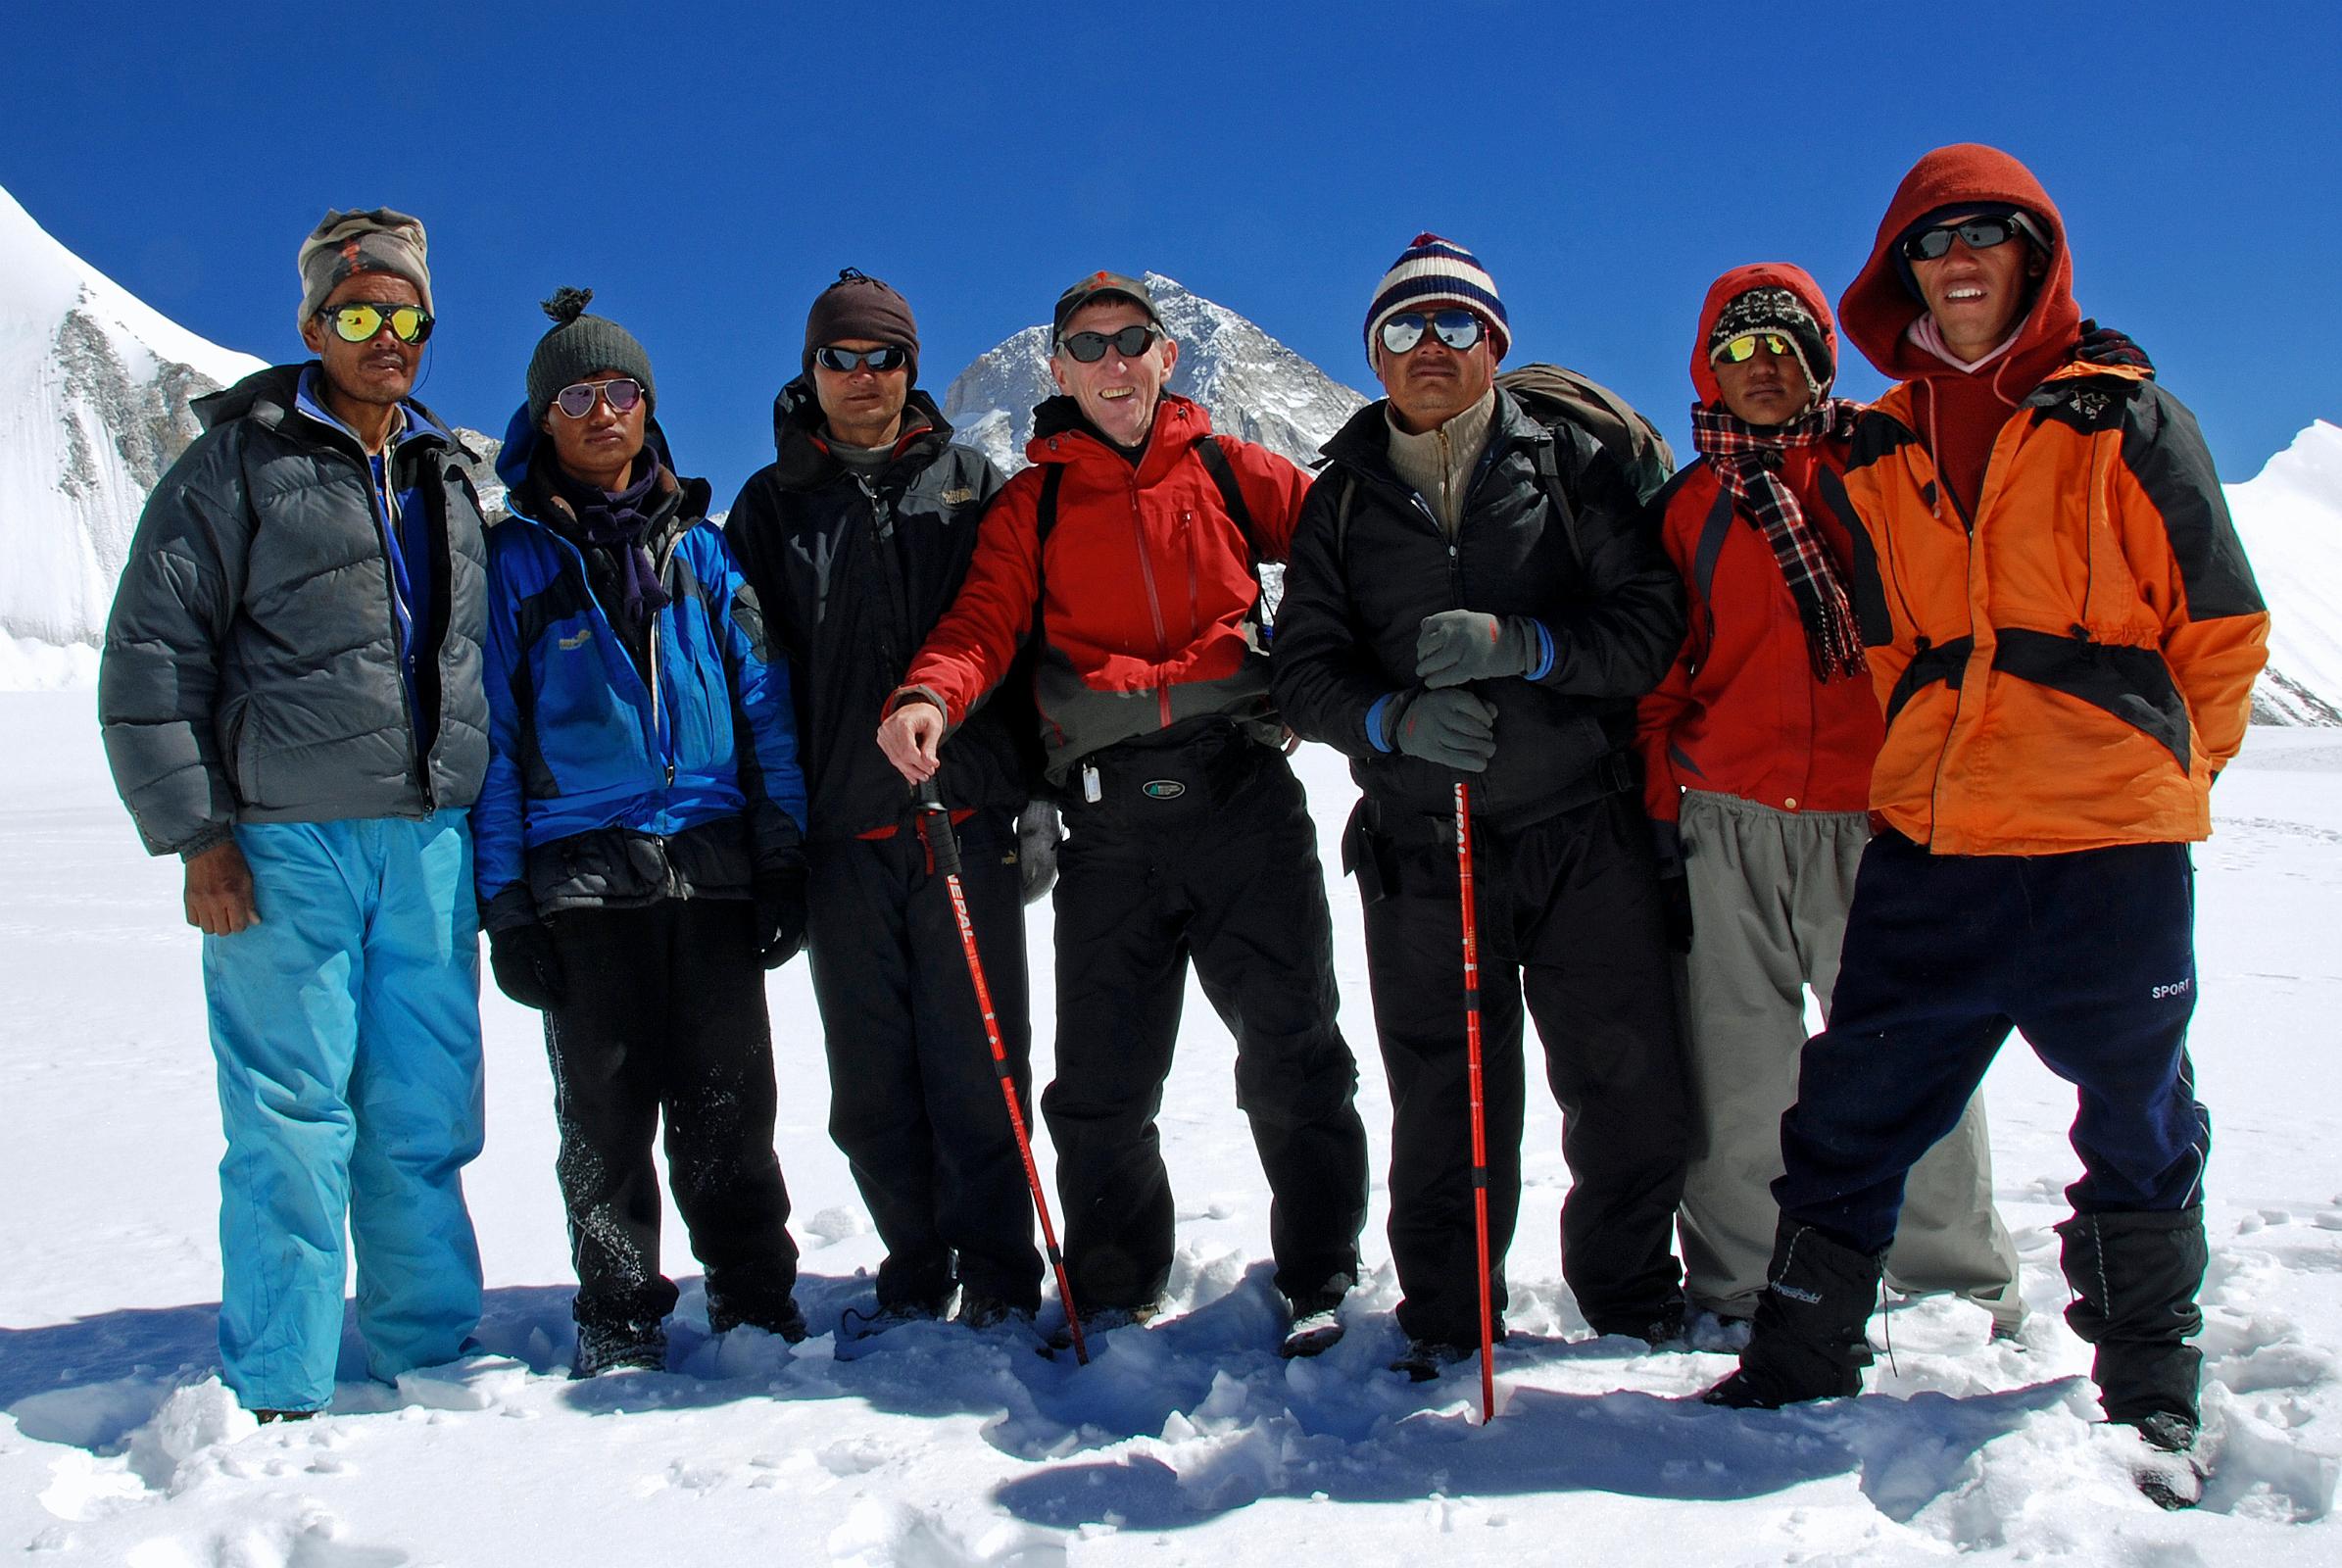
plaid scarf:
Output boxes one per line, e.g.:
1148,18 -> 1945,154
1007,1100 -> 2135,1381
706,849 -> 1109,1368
1688,398 -> 1868,682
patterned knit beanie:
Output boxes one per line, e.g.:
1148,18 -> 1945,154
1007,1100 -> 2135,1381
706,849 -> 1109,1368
1363,232 -> 1510,369
296,208 -> 432,330
526,288 -> 657,428
1707,285 -> 1833,395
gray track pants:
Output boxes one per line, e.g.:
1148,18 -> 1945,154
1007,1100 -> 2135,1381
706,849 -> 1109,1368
1677,790 -> 2022,1326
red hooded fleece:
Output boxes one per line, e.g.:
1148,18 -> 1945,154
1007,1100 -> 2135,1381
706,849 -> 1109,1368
1838,144 -> 2082,518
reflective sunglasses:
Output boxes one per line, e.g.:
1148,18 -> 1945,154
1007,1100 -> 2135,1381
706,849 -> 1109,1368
552,377 -> 644,419
1899,213 -> 2041,263
814,344 -> 909,373
317,302 -> 433,345
1714,332 -> 1794,365
1058,324 -> 1162,363
1378,309 -> 1486,357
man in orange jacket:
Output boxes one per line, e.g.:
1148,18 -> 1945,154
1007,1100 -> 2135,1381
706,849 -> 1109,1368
1705,147 -> 2267,1496
1636,264 -> 2020,1335
877,272 -> 1369,1353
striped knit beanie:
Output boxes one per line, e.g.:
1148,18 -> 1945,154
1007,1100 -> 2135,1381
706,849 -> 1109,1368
1363,232 -> 1510,369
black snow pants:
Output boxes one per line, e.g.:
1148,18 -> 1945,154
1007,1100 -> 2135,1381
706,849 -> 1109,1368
1042,724 -> 1370,1312
806,808 -> 1043,1311
1349,788 -> 1690,1348
540,899 -> 799,1336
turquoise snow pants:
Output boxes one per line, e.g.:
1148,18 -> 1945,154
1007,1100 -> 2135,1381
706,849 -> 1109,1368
202,809 -> 486,1412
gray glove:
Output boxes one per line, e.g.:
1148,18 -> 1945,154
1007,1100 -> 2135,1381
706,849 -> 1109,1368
1384,688 -> 1497,772
1415,610 -> 1543,688
1017,801 -> 1061,905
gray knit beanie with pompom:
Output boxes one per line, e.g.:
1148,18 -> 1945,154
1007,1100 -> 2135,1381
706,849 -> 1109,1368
526,287 -> 657,428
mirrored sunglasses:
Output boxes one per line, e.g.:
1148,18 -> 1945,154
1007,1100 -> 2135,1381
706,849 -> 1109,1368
553,377 -> 644,419
1900,213 -> 2038,263
1059,324 -> 1162,363
814,344 -> 909,373
1714,332 -> 1795,366
1378,309 -> 1486,357
318,302 -> 433,345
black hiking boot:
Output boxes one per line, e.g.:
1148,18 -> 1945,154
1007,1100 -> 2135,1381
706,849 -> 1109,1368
1279,1276 -> 1352,1359
1045,1299 -> 1163,1352
572,1318 -> 668,1378
708,1294 -> 807,1344
251,1408 -> 320,1424
1701,1221 -> 1882,1409
1389,1337 -> 1474,1383
954,1293 -> 1039,1332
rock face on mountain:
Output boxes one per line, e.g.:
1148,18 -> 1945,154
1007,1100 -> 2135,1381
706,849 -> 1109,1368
941,273 -> 1368,475
0,185 -> 264,684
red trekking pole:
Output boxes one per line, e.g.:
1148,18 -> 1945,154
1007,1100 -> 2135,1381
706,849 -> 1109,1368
1455,780 -> 1496,1423
913,780 -> 1088,1365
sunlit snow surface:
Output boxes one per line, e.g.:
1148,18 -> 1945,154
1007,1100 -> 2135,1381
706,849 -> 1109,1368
0,693 -> 2335,1564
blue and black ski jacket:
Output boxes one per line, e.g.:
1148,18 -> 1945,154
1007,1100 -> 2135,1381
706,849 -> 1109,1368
475,413 -> 806,933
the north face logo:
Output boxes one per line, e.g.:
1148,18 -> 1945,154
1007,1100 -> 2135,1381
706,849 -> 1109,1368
942,487 -> 976,507
1142,780 -> 1187,801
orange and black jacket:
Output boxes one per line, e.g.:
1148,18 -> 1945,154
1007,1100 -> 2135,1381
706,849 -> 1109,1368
1836,144 -> 2269,856
894,393 -> 1306,784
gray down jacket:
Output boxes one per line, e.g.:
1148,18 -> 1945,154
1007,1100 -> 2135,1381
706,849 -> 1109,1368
99,363 -> 490,858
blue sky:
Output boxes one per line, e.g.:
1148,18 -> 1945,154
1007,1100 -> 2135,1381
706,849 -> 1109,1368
6,2 -> 2334,502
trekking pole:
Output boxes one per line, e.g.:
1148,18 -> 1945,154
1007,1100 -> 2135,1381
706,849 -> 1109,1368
1455,780 -> 1496,1423
913,779 -> 1088,1366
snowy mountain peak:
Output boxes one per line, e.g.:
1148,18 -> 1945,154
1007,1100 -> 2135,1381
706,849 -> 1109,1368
0,184 -> 264,686
940,272 -> 1369,474
2230,419 -> 2342,725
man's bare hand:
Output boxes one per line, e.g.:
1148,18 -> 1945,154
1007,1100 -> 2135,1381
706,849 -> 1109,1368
185,841 -> 259,935
876,701 -> 946,784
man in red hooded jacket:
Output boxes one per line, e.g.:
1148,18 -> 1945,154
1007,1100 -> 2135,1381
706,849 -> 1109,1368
1704,147 -> 2268,1502
1635,264 -> 2020,1334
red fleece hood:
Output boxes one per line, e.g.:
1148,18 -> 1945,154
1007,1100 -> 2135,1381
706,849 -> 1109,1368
1839,143 -> 2080,397
1690,263 -> 1837,410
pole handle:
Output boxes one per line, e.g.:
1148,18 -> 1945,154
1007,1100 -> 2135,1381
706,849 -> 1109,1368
911,778 -> 962,877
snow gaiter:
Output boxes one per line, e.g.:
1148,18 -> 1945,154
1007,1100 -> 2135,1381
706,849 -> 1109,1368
2056,1206 -> 2208,1432
1709,1219 -> 1881,1408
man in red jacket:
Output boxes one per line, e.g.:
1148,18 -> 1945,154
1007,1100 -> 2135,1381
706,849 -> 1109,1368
1635,265 -> 2020,1335
877,272 -> 1369,1352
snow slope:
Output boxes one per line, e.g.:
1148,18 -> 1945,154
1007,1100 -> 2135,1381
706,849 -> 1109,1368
0,691 -> 2335,1564
2230,420 -> 2342,724
941,273 -> 1368,476
0,185 -> 264,687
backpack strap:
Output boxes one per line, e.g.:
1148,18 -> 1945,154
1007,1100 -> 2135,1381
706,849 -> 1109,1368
1529,433 -> 1585,577
1194,434 -> 1264,568
1689,482 -> 1734,606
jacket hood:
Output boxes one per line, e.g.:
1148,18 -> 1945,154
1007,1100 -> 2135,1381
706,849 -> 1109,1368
1839,143 -> 2080,393
1690,264 -> 1837,409
195,362 -> 464,452
766,380 -> 953,489
494,401 -> 679,494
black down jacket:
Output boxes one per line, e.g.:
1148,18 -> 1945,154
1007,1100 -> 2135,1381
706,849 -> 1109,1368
724,383 -> 1032,840
99,364 -> 489,858
1272,391 -> 1684,833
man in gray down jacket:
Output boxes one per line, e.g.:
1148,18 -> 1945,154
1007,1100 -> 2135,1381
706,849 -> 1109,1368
98,208 -> 491,1420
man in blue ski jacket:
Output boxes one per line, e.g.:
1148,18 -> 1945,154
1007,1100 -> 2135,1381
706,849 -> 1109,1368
474,289 -> 810,1376
100,208 -> 491,1419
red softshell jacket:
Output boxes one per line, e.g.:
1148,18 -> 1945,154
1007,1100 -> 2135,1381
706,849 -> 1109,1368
898,394 -> 1310,779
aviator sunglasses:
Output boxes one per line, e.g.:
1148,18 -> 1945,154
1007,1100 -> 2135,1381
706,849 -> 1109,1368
317,302 -> 434,345
1714,332 -> 1794,365
814,344 -> 909,373
553,377 -> 645,419
1899,212 -> 2043,263
1378,309 -> 1486,356
1058,324 -> 1162,363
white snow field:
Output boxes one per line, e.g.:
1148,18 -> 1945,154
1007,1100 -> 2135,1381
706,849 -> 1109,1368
1,693 -> 2336,1565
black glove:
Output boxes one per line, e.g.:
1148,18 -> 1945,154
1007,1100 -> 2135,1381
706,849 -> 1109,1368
1384,688 -> 1497,772
1016,801 -> 1061,905
2074,319 -> 2154,375
488,921 -> 565,1011
1414,610 -> 1543,688
756,869 -> 808,969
